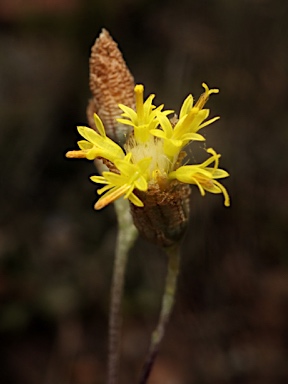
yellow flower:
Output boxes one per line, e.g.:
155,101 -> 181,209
168,148 -> 230,207
66,113 -> 124,162
117,84 -> 172,144
90,153 -> 151,209
150,83 -> 220,158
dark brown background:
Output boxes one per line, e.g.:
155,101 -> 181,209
1,0 -> 288,383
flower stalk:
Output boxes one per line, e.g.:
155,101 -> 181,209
139,243 -> 181,384
108,198 -> 138,384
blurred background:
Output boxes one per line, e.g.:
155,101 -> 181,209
1,0 -> 288,383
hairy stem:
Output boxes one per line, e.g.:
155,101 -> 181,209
107,198 -> 138,384
139,243 -> 181,384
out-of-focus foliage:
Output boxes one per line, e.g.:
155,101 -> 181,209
1,0 -> 288,383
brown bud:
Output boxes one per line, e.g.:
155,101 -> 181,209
88,29 -> 135,143
130,182 -> 191,248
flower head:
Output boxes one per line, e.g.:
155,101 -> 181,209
66,83 -> 230,211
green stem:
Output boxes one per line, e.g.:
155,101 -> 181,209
139,243 -> 181,384
107,198 -> 138,384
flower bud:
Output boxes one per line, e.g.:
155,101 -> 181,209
87,29 -> 135,145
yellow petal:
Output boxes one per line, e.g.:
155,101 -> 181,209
128,192 -> 144,207
179,94 -> 193,119
95,185 -> 129,210
93,113 -> 106,136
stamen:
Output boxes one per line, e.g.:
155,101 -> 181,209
194,178 -> 206,196
195,83 -> 219,110
200,149 -> 220,168
213,180 -> 230,207
134,84 -> 144,121
207,148 -> 219,173
65,150 -> 86,158
182,107 -> 199,126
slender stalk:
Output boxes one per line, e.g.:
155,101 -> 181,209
107,198 -> 138,384
139,243 -> 181,384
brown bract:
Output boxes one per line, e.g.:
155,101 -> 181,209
87,29 -> 135,143
130,182 -> 191,247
